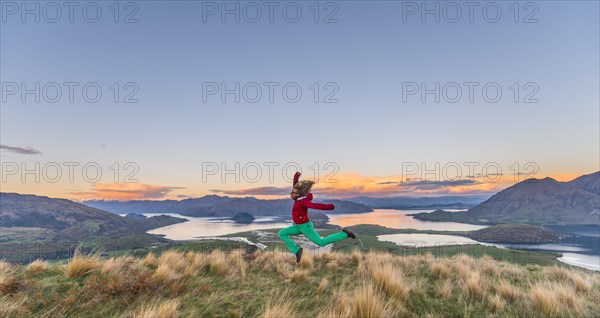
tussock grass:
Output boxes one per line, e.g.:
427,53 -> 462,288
207,250 -> 228,276
289,269 -> 308,283
0,261 -> 16,284
529,280 -> 584,317
317,277 -> 329,294
495,279 -> 521,302
127,298 -> 180,318
353,281 -> 400,317
529,282 -> 560,316
436,279 -> 453,298
25,259 -> 49,276
351,249 -> 362,264
153,263 -> 183,284
488,294 -> 505,312
430,261 -> 450,279
368,261 -> 410,301
465,271 -> 484,299
262,290 -> 296,318
1,248 -> 599,317
141,252 -> 157,268
100,255 -> 137,276
570,272 -> 592,293
300,250 -> 314,269
64,249 -> 100,278
0,295 -> 28,318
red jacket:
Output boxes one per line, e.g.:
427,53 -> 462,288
292,173 -> 334,224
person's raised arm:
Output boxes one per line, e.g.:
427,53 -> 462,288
298,200 -> 335,211
293,171 -> 301,186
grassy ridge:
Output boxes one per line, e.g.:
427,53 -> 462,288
1,247 -> 599,318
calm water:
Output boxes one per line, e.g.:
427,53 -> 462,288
326,209 -> 488,231
378,233 -> 486,247
139,213 -> 291,240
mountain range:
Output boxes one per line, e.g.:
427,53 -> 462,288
345,195 -> 489,209
412,171 -> 600,225
0,192 -> 184,244
82,195 -> 373,217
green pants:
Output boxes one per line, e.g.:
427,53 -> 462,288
278,221 -> 348,254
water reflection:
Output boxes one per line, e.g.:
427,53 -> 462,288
327,209 -> 488,231
378,233 -> 486,247
143,213 -> 291,240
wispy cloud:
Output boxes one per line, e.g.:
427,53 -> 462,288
399,179 -> 481,190
0,144 -> 42,155
71,183 -> 185,201
207,173 -> 498,199
211,186 -> 290,196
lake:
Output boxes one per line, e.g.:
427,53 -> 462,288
139,213 -> 291,240
134,209 -> 599,271
378,233 -> 486,247
326,209 -> 488,231
141,209 -> 486,239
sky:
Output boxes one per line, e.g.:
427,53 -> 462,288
1,1 -> 599,201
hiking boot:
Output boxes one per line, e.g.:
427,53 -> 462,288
295,247 -> 303,263
343,228 -> 357,239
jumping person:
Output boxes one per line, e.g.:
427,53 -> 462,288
278,171 -> 357,263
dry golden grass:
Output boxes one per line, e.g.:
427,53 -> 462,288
488,294 -> 505,312
529,282 -> 560,316
314,251 -> 333,263
351,249 -> 362,263
326,260 -> 339,271
263,301 -> 295,318
543,266 -> 571,281
353,281 -> 399,317
158,251 -> 187,273
141,252 -> 157,267
207,251 -> 228,276
430,262 -> 450,279
0,261 -> 16,284
479,256 -> 499,277
317,277 -> 329,294
128,298 -> 180,318
554,283 -> 583,314
0,295 -> 28,318
226,251 -> 247,280
64,250 -> 100,278
499,262 -> 524,278
153,264 -> 182,284
319,280 -> 400,318
300,250 -> 314,269
289,269 -> 308,283
528,281 -> 584,317
495,279 -> 520,302
263,302 -> 296,318
369,262 -> 409,301
465,271 -> 483,299
569,272 -> 592,293
100,255 -> 137,276
452,260 -> 471,282
183,252 -> 205,277
3,248 -> 600,318
436,279 -> 452,298
25,259 -> 49,276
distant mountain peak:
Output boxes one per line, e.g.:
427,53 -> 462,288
465,171 -> 600,225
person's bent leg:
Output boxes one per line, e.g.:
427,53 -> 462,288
298,221 -> 348,247
278,225 -> 301,254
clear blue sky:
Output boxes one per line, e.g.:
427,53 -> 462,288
1,1 -> 598,200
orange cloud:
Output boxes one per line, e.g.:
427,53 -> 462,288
209,172 -> 514,199
70,183 -> 185,201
